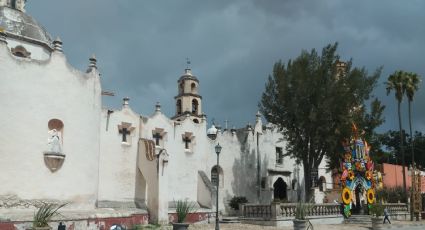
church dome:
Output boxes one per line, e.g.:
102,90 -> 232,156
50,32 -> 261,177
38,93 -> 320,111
0,6 -> 52,47
178,68 -> 199,83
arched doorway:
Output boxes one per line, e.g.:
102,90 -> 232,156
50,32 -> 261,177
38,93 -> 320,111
352,184 -> 365,215
273,177 -> 287,201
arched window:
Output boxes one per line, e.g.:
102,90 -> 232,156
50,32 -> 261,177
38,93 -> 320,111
11,45 -> 31,58
11,0 -> 17,9
211,165 -> 223,187
176,99 -> 182,115
191,82 -> 197,93
179,82 -> 184,94
319,176 -> 326,192
192,99 -> 198,115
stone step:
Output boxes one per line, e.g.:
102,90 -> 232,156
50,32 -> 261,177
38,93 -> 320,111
343,215 -> 372,224
220,216 -> 241,224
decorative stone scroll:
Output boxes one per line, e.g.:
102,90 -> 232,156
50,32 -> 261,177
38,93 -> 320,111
0,195 -> 61,209
141,139 -> 155,161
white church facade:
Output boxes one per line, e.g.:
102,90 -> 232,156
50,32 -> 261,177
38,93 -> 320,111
0,1 -> 332,226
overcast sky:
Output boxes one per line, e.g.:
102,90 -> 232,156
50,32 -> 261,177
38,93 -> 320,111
27,0 -> 425,133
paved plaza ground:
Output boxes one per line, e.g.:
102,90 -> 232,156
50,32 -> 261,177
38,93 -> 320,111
186,220 -> 425,230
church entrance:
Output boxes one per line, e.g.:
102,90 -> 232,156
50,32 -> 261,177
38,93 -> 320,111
273,177 -> 287,201
352,185 -> 366,215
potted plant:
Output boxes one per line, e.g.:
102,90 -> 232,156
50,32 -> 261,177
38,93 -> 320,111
32,203 -> 67,230
369,203 -> 384,230
172,200 -> 197,230
293,201 -> 312,230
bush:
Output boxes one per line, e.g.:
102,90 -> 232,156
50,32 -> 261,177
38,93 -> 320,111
375,187 -> 407,203
229,196 -> 248,210
369,203 -> 384,217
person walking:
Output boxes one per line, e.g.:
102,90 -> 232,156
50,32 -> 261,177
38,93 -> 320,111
383,208 -> 391,224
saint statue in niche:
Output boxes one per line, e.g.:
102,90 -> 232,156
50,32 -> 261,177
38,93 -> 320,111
47,129 -> 62,153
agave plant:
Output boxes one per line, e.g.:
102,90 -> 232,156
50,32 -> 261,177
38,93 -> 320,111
175,200 -> 197,223
295,201 -> 313,220
33,203 -> 67,228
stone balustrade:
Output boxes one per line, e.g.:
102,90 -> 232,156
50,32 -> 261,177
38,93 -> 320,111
242,204 -> 273,219
383,203 -> 408,214
242,203 -> 341,220
242,203 -> 408,220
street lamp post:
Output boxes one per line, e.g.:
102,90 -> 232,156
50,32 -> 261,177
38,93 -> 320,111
215,143 -> 222,230
207,124 -> 222,230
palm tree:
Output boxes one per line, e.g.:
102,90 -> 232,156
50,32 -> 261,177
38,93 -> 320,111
405,72 -> 421,165
386,70 -> 407,194
405,72 -> 421,221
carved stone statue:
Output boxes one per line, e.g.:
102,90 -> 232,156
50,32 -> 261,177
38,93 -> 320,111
47,129 -> 62,153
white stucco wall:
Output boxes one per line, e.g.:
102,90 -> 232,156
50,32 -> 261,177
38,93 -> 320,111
98,105 -> 140,205
0,43 -> 101,209
141,113 -> 208,204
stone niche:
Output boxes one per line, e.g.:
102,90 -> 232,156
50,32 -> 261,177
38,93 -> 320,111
43,119 -> 65,172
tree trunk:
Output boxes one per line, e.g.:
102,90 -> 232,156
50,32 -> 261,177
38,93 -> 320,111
409,101 -> 414,164
303,161 -> 312,202
398,101 -> 407,196
408,100 -> 414,221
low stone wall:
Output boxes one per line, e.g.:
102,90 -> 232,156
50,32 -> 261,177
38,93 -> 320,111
0,210 -> 216,230
240,203 -> 343,227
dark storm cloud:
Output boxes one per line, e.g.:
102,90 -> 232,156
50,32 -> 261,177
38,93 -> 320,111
26,0 -> 425,132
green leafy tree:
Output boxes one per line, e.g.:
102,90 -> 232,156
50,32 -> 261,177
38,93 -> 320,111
259,43 -> 383,200
381,130 -> 425,168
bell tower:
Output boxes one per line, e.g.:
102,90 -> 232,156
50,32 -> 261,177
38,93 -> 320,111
0,0 -> 27,12
172,63 -> 203,123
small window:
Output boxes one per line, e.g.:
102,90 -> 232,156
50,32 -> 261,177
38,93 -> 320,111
276,147 -> 283,164
211,165 -> 223,187
261,177 -> 267,189
176,99 -> 182,115
193,119 -> 199,124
